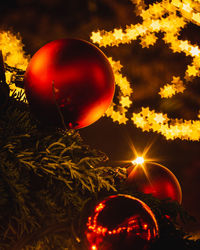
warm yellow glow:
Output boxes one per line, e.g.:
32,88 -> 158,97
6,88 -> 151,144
132,156 -> 145,165
129,156 -> 153,187
0,31 -> 29,70
91,0 -> 200,141
0,31 -> 29,100
125,136 -> 158,165
2,0 -> 200,140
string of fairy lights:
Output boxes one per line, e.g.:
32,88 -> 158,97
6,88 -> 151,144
0,31 -> 29,95
90,0 -> 200,141
1,0 -> 200,140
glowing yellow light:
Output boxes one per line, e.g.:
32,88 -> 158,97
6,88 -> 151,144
91,31 -> 102,44
0,31 -> 29,70
90,0 -> 200,141
133,156 -> 145,165
91,245 -> 97,250
2,0 -> 200,141
0,31 -> 29,101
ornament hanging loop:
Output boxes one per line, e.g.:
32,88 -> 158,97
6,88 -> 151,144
52,80 -> 67,131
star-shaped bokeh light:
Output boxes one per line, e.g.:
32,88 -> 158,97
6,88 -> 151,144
90,0 -> 200,141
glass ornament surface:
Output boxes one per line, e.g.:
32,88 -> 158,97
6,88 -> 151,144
85,194 -> 159,250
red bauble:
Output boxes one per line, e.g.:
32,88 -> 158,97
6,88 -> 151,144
127,162 -> 182,203
24,39 -> 115,129
85,194 -> 159,250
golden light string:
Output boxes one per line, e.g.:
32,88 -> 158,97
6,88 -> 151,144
1,1 -> 200,140
90,0 -> 200,141
0,31 -> 29,97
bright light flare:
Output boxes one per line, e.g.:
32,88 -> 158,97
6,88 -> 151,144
132,156 -> 145,165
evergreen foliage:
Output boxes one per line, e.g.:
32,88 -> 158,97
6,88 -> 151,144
0,56 -> 199,249
0,90 -> 125,249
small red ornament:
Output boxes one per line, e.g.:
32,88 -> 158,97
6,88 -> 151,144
85,194 -> 159,250
24,38 -> 115,129
127,162 -> 182,204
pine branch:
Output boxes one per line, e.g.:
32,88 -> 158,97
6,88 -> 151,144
0,61 -> 199,249
0,92 -> 124,249
4,62 -> 25,88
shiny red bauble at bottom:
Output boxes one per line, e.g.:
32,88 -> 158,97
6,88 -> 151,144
24,38 -> 115,129
127,162 -> 182,204
85,194 -> 159,250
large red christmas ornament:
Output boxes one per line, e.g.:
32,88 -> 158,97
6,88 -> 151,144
127,160 -> 182,204
85,194 -> 159,250
24,38 -> 115,129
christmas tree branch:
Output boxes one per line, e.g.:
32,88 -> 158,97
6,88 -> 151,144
4,62 -> 25,88
1,50 -> 199,248
0,92 -> 125,249
11,221 -> 69,250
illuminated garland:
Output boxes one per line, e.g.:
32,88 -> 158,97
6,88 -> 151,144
1,1 -> 200,140
0,31 -> 29,97
91,0 -> 200,141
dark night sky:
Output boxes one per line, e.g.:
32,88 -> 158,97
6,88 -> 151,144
1,0 -> 200,233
